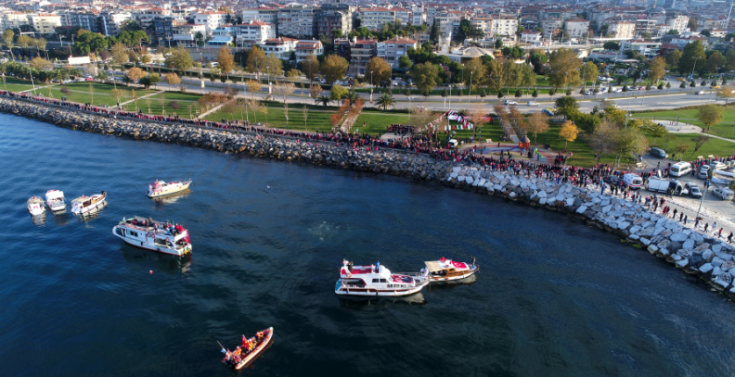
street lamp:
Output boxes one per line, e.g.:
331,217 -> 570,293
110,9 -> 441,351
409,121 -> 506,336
695,180 -> 710,227
448,84 -> 452,110
370,70 -> 373,102
469,70 -> 473,102
408,96 -> 414,126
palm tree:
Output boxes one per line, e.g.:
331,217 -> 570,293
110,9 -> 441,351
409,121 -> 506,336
316,95 -> 332,107
344,90 -> 360,104
375,93 -> 396,111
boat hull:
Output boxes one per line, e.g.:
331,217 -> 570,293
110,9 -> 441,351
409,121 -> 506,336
71,196 -> 106,215
28,206 -> 45,216
47,202 -> 66,212
428,264 -> 479,282
147,181 -> 191,198
234,327 -> 274,370
335,279 -> 429,297
113,230 -> 190,256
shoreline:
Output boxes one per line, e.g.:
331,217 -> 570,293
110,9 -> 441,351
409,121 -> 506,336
2,97 -> 735,302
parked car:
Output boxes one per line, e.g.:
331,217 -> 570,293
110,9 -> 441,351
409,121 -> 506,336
710,161 -> 727,171
448,139 -> 458,148
542,108 -> 554,116
695,90 -> 705,95
649,147 -> 668,158
685,182 -> 702,198
676,77 -> 686,81
603,175 -> 622,185
713,187 -> 734,200
698,165 -> 711,179
504,100 -> 517,105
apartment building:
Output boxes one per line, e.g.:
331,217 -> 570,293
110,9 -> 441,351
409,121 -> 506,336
61,12 -> 100,33
1,12 -> 29,31
295,40 -> 324,63
608,21 -> 635,39
621,39 -> 661,57
315,10 -> 350,39
348,38 -> 377,76
277,4 -> 318,38
28,13 -> 61,35
241,6 -> 279,34
377,37 -> 417,69
133,7 -> 171,26
100,12 -> 131,37
635,19 -> 657,36
564,19 -> 589,39
435,11 -> 465,38
667,15 -> 689,32
172,24 -> 207,47
541,18 -> 563,39
260,37 -> 298,60
236,20 -> 275,50
153,16 -> 187,44
520,29 -> 541,44
193,11 -> 228,35
358,7 -> 396,30
393,7 -> 412,26
471,16 -> 518,39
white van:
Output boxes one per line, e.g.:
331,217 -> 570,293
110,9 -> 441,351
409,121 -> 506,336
622,174 -> 643,190
448,139 -> 458,148
669,162 -> 692,177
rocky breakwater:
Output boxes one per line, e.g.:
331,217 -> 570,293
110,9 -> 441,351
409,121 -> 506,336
444,166 -> 735,299
0,98 -> 451,181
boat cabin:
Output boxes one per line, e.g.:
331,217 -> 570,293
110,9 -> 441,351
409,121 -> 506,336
424,258 -> 471,278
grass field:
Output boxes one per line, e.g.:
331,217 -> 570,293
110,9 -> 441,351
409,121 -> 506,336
204,102 -> 333,131
354,112 -> 410,135
633,107 -> 735,140
44,82 -> 159,108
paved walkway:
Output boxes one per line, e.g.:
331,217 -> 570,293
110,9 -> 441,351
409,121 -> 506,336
645,118 -> 735,144
119,90 -> 165,106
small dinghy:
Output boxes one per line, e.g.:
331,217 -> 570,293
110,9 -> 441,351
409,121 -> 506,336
27,196 -> 45,216
220,327 -> 274,370
423,257 -> 479,282
45,190 -> 66,212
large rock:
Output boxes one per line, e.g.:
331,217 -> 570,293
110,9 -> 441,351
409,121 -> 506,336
699,263 -> 714,274
670,232 -> 688,242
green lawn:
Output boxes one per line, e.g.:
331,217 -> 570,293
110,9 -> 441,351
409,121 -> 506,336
0,77 -> 40,92
633,107 -> 735,140
45,82 -> 158,108
646,132 -> 735,161
204,103 -> 332,132
354,112 -> 410,135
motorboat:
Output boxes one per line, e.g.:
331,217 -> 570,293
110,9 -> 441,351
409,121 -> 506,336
27,196 -> 45,216
112,216 -> 192,256
335,260 -> 430,297
71,191 -> 106,215
221,327 -> 274,370
45,190 -> 66,212
147,179 -> 192,198
423,257 -> 479,282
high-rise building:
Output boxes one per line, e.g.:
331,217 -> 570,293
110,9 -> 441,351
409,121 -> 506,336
277,4 -> 318,39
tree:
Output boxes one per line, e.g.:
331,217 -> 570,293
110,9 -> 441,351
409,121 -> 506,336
16,35 -> 32,48
273,82 -> 295,104
245,45 -> 267,74
689,135 -> 710,159
316,95 -> 332,107
688,18 -> 698,30
587,119 -> 618,158
675,142 -> 689,160
320,54 -> 349,83
411,62 -> 439,97
164,46 -> 193,71
2,29 -> 13,49
615,126 -> 648,164
125,67 -> 145,86
463,57 -> 486,91
697,103 -> 724,129
365,57 -> 392,87
555,96 -> 579,118
36,37 -> 47,50
429,20 -> 440,43
217,46 -> 235,79
110,43 -> 128,65
300,54 -> 320,83
398,55 -> 413,69
665,50 -> 682,68
29,57 -> 52,71
559,121 -> 578,150
485,59 -> 505,93
603,42 -> 620,50
309,84 -> 322,99
547,48 -> 582,89
525,112 -> 550,145
375,93 -> 396,110
246,80 -> 261,99
164,72 -> 181,90
717,86 -> 735,104
330,84 -> 348,100
582,61 -> 598,87
648,56 -> 666,86
678,40 -> 706,75
263,53 -> 283,79
286,68 -> 301,82
705,51 -> 723,74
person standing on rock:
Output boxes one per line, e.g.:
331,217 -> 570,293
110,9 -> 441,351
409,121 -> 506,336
705,223 -> 709,232
684,215 -> 688,225
718,228 -> 723,238
680,212 -> 684,222
673,209 -> 678,219
729,232 -> 733,243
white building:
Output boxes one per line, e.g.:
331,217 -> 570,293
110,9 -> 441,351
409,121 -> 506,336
471,16 -> 518,39
1,12 -> 31,31
377,37 -> 417,69
100,12 -> 132,37
277,4 -> 318,39
520,29 -> 541,44
294,40 -> 324,62
172,24 -> 207,48
236,21 -> 275,50
620,39 -> 661,57
608,21 -> 635,39
241,6 -> 279,33
260,37 -> 298,60
358,7 -> 397,31
29,13 -> 61,35
564,19 -> 589,39
193,11 -> 228,35
133,7 -> 171,26
667,15 -> 689,32
541,18 -> 562,40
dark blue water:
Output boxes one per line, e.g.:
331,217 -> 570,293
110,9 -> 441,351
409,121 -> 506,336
1,114 -> 734,377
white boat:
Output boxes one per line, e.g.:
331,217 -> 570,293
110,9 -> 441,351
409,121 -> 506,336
335,260 -> 429,297
27,196 -> 45,216
147,179 -> 192,198
45,190 -> 66,212
71,191 -> 107,215
423,257 -> 479,282
112,216 -> 192,256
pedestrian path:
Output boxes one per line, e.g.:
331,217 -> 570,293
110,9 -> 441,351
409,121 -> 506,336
198,103 -> 225,118
119,91 -> 165,106
19,84 -> 55,93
